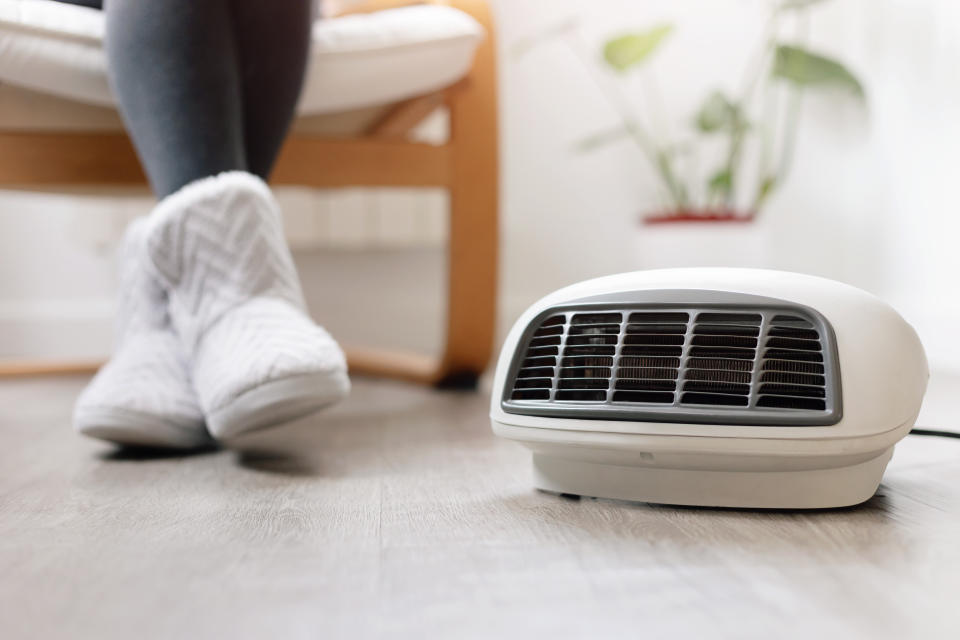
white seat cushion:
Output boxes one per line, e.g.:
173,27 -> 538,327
0,0 -> 483,115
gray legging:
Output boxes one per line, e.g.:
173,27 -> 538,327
53,0 -> 314,198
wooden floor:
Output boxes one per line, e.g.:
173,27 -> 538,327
1,375 -> 959,639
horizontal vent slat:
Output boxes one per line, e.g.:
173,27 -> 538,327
696,313 -> 761,324
625,323 -> 686,334
568,324 -> 620,335
615,379 -> 677,391
521,356 -> 557,368
621,345 -> 683,357
571,313 -> 621,325
566,335 -> 618,346
686,357 -> 753,372
691,335 -> 758,348
763,349 -> 823,362
517,367 -> 554,378
759,384 -> 826,398
684,369 -> 751,383
681,392 -> 749,406
682,381 -> 750,395
623,334 -> 685,346
561,356 -> 614,367
616,368 -> 679,380
612,390 -> 675,403
762,359 -> 824,374
555,390 -> 606,401
558,367 -> 612,379
693,324 -> 761,337
759,383 -> 827,398
513,378 -> 552,389
757,396 -> 826,410
760,371 -> 825,386
767,327 -> 819,340
557,378 -> 610,390
564,345 -> 615,356
524,345 -> 559,357
511,389 -> 550,400
765,337 -> 822,350
618,356 -> 681,369
528,335 -> 561,347
628,312 -> 689,323
689,347 -> 756,359
533,325 -> 564,337
771,315 -> 813,327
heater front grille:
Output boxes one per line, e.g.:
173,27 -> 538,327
502,299 -> 841,426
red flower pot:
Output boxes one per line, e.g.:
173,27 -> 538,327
642,209 -> 756,225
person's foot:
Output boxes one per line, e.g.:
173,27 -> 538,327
143,171 -> 350,441
74,219 -> 210,449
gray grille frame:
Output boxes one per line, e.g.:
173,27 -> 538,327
501,289 -> 842,426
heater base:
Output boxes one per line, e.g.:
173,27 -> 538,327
531,448 -> 894,509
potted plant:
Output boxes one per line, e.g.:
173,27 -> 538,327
514,0 -> 865,231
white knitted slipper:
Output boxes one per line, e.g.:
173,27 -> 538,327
143,172 -> 350,440
74,219 -> 210,449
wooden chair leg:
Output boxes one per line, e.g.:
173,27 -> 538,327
347,0 -> 499,388
433,0 -> 499,387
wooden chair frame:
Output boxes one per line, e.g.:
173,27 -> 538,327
0,0 -> 498,387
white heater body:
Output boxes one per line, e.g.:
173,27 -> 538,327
490,269 -> 928,509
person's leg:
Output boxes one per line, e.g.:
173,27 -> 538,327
72,0 -> 312,188
104,0 -> 246,198
77,0 -> 347,447
229,0 -> 315,179
76,0 -> 232,447
136,0 -> 349,438
76,0 -> 238,447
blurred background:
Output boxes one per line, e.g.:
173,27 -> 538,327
0,0 -> 957,387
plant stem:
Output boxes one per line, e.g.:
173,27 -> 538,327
565,29 -> 688,208
750,79 -> 780,212
720,9 -> 781,210
750,10 -> 784,213
774,8 -> 811,184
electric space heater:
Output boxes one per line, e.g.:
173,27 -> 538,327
490,269 -> 928,509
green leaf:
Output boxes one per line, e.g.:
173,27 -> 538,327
695,91 -> 744,133
755,175 -> 777,207
603,24 -> 673,73
772,44 -> 865,98
708,169 -> 733,195
656,149 -> 688,206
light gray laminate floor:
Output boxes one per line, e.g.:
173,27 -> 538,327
1,375 -> 959,639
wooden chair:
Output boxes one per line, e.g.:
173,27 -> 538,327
0,0 -> 498,388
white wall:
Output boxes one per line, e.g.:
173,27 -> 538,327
0,0 -> 958,371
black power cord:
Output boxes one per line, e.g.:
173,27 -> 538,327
909,428 -> 960,440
